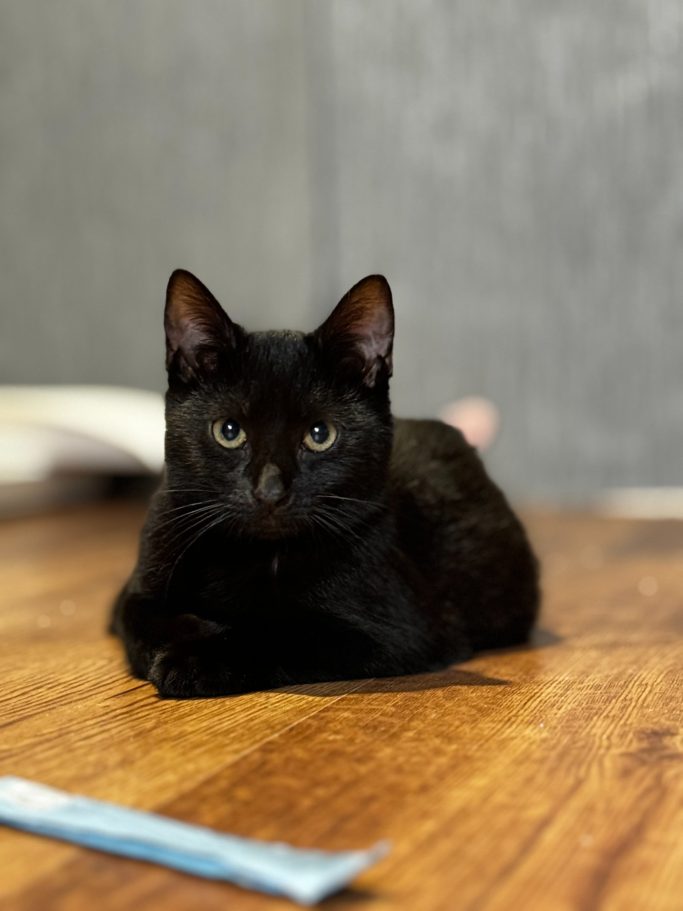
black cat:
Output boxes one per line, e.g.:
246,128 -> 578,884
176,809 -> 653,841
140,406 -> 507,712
111,270 -> 539,697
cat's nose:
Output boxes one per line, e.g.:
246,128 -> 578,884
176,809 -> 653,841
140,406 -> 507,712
253,463 -> 287,506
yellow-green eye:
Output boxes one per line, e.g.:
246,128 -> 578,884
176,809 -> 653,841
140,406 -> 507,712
303,421 -> 337,453
212,418 -> 247,449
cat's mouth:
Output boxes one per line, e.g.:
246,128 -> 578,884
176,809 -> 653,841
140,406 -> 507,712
244,503 -> 306,541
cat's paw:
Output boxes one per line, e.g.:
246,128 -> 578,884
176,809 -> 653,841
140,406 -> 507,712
148,641 -> 239,698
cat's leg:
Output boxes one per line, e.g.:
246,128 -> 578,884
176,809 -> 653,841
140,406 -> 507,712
111,587 -> 224,683
145,612 -> 456,698
147,631 -> 290,698
112,584 -> 288,696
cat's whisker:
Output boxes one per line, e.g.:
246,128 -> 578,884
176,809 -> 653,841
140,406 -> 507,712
158,499 -> 216,516
161,505 -> 227,548
159,503 -> 216,527
317,494 -> 387,510
158,502 -> 221,522
316,502 -> 374,527
307,512 -> 340,544
164,509 -> 231,598
310,508 -> 367,548
162,487 -> 217,495
317,501 -> 381,524
154,502 -> 223,533
316,517 -> 364,550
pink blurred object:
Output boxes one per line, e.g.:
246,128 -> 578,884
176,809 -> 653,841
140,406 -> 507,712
439,397 -> 500,450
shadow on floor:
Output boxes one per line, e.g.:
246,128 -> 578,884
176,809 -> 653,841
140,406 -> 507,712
530,627 -> 563,648
276,667 -> 507,698
276,626 -> 561,698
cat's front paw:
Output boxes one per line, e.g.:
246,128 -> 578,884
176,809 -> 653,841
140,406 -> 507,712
148,642 -> 239,698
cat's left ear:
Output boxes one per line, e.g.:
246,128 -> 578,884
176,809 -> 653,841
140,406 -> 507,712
315,275 -> 394,387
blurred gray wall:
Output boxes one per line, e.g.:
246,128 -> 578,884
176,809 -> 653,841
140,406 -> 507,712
1,0 -> 681,501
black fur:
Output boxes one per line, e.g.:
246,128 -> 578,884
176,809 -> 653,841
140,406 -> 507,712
111,270 -> 539,697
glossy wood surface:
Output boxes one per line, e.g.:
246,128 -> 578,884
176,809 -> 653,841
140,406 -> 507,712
1,502 -> 681,910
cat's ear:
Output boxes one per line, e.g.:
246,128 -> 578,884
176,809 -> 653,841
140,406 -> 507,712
315,275 -> 394,387
164,270 -> 241,380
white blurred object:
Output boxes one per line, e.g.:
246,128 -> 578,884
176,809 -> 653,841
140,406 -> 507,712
0,386 -> 165,513
595,488 -> 683,520
439,397 -> 500,450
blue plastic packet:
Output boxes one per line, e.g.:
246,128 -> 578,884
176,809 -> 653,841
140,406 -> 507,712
0,777 -> 388,905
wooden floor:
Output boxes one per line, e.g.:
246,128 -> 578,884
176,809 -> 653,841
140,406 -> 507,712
0,501 -> 681,911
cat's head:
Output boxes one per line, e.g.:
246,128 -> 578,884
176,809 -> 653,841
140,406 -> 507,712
163,269 -> 394,541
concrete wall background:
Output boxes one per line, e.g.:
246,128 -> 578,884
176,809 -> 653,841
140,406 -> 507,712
1,1 -> 681,501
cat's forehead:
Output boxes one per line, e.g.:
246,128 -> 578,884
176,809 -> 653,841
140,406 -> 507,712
244,330 -> 313,382
218,329 -> 333,416
248,329 -> 307,358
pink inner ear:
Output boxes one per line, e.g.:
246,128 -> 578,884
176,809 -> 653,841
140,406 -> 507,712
354,306 -> 394,362
335,276 -> 394,348
317,275 -> 394,387
168,316 -> 214,355
166,302 -> 223,362
165,270 -> 235,365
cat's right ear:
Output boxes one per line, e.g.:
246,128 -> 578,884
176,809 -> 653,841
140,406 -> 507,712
164,270 -> 241,382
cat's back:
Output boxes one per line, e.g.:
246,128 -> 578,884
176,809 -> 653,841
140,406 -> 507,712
390,418 -> 494,505
389,418 -> 539,650
389,416 -> 509,555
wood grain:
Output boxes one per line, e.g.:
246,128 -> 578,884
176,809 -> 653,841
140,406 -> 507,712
1,502 -> 681,910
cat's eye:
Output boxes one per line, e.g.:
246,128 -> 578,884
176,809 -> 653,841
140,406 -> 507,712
303,421 -> 337,453
211,418 -> 247,449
